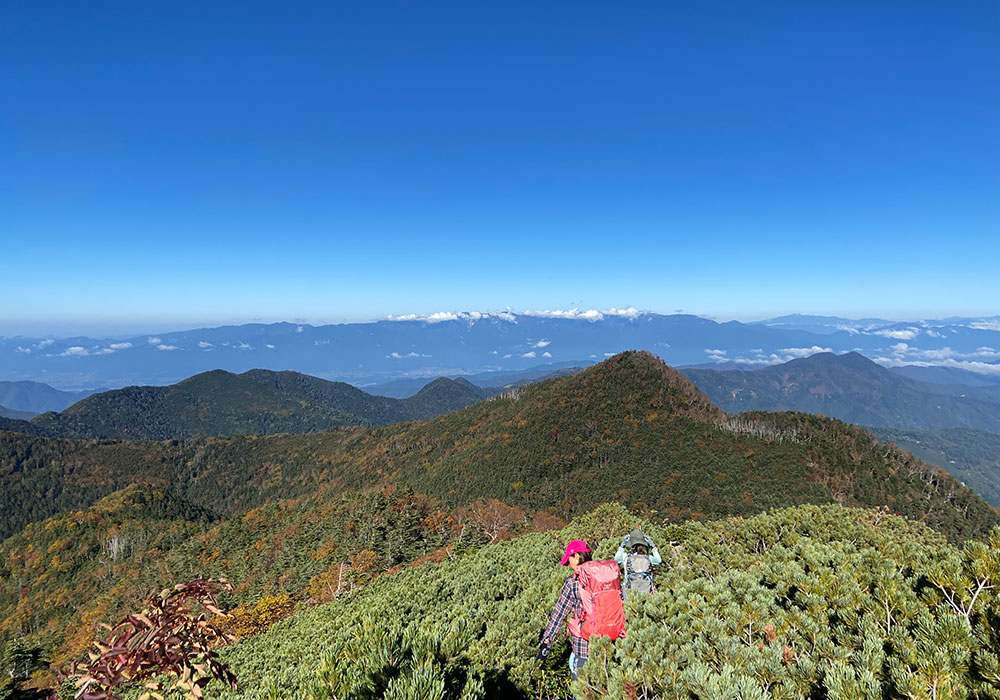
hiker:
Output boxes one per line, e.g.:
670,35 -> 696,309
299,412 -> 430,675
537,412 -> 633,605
615,528 -> 662,597
537,539 -> 625,684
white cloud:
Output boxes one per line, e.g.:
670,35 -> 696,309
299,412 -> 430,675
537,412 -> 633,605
237,342 -> 252,350
925,329 -> 945,338
778,346 -> 833,359
266,344 -> 275,349
523,308 -> 604,321
520,306 -> 644,321
60,346 -> 89,357
532,339 -> 551,348
836,325 -> 861,335
95,342 -> 132,355
503,354 -> 512,359
198,341 -> 213,348
542,351 -> 552,358
970,320 -> 1000,331
873,356 -> 1000,376
720,346 -> 837,367
604,352 -> 615,357
388,351 -> 431,359
386,311 -> 496,324
15,346 -> 31,354
296,325 -> 304,333
870,327 -> 921,340
490,350 -> 498,355
605,307 -> 643,320
731,357 -> 776,367
157,344 -> 177,351
384,308 -> 643,324
147,337 -> 162,345
876,344 -> 1000,369
522,351 -> 536,358
36,339 -> 54,349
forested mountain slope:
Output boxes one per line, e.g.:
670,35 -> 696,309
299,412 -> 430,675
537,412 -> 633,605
0,482 -> 482,676
870,426 -> 1000,507
2,352 -> 996,544
28,368 -> 486,440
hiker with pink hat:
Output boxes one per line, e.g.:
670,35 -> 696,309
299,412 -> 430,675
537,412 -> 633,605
537,538 -> 626,687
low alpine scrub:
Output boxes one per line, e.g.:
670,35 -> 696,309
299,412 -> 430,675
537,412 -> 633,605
204,503 -> 1000,700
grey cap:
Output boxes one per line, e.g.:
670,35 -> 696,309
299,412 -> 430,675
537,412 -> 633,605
625,529 -> 646,548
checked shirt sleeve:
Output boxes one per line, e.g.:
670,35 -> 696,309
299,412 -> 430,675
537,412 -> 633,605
541,576 -> 578,646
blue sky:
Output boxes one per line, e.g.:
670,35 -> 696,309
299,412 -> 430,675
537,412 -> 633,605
2,1 -> 998,336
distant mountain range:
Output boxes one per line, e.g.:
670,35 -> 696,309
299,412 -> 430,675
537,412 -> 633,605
3,311 -> 998,390
0,380 -> 98,412
683,352 -> 1000,433
364,364 -> 583,398
8,369 -> 487,440
0,405 -> 36,420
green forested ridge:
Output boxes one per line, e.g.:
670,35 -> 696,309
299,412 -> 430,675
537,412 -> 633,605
2,352 -> 996,544
202,503 -> 1000,700
28,368 -> 487,441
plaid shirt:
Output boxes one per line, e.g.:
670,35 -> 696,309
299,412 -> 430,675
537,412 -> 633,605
542,574 -> 589,659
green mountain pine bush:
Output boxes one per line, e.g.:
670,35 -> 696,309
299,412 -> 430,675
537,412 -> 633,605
201,504 -> 1000,700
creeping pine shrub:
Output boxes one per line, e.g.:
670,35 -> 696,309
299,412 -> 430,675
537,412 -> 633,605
258,613 -> 485,700
208,504 -> 1000,700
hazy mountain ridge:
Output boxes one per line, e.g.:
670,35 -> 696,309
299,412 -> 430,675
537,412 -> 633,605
683,352 -> 1000,434
0,380 -> 97,413
365,364 -> 584,398
5,312 -> 998,390
0,405 -> 37,420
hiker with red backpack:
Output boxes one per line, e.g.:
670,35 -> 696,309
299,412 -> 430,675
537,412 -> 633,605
536,539 -> 626,684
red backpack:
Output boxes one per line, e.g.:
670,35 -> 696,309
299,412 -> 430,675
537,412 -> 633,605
567,560 -> 626,641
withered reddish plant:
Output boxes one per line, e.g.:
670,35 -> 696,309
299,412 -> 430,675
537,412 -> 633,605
66,577 -> 238,700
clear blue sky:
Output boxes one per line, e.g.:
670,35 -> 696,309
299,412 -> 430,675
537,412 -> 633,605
2,1 -> 997,336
